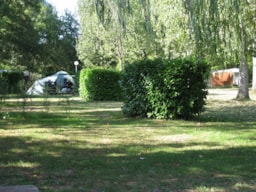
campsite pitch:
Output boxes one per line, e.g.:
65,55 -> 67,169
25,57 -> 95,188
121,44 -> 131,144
0,89 -> 255,192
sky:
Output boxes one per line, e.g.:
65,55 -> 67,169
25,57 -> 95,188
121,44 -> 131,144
46,0 -> 78,16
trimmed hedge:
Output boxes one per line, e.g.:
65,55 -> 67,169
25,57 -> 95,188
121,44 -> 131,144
0,71 -> 24,94
120,58 -> 210,119
79,68 -> 122,101
120,59 -> 165,117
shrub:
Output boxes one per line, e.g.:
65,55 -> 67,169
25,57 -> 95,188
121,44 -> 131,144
79,68 -> 122,101
0,71 -> 24,94
120,58 -> 209,119
0,73 -> 8,95
79,69 -> 90,99
120,59 -> 165,117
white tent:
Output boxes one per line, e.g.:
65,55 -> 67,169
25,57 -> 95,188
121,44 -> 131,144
26,71 -> 75,95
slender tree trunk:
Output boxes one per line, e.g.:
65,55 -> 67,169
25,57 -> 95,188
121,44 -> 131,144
236,21 -> 250,100
253,56 -> 256,91
236,55 -> 250,100
114,34 -> 124,71
119,57 -> 123,71
252,41 -> 256,91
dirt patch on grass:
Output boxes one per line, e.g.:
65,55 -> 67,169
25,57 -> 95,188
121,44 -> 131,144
202,88 -> 256,122
207,88 -> 256,101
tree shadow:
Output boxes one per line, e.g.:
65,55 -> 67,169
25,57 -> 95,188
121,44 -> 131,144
197,101 -> 256,123
0,136 -> 255,192
1,99 -> 256,191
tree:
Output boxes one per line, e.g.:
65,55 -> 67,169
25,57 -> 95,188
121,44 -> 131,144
149,0 -> 190,59
0,0 -> 80,74
249,0 -> 256,91
184,0 -> 255,99
0,0 -> 42,70
80,0 -> 255,101
38,7 -> 80,73
253,43 -> 256,91
77,0 -> 189,70
89,1 -> 255,87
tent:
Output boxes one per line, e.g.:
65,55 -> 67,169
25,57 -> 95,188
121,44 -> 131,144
26,71 -> 75,95
211,68 -> 240,87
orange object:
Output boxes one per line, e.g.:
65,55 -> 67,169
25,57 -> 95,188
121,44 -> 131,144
211,68 -> 240,87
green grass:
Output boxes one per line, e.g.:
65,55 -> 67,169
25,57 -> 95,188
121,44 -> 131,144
0,94 -> 256,192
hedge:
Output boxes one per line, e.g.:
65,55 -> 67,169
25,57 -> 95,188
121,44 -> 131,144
120,58 -> 210,119
0,71 -> 24,94
79,68 -> 122,101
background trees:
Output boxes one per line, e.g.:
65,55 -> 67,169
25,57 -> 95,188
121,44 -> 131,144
77,0 -> 255,99
1,0 -> 255,97
38,8 -> 80,73
0,0 -> 79,74
77,0 -> 190,70
184,0 -> 255,99
0,0 -> 42,70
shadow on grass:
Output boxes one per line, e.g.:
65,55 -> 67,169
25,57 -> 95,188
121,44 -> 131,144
1,100 -> 256,134
197,99 -> 256,123
2,96 -> 256,123
0,135 -> 255,192
1,99 -> 256,191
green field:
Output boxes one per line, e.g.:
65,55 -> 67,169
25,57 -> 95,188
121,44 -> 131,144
0,91 -> 255,192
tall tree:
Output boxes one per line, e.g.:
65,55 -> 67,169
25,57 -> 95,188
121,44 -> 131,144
249,0 -> 256,91
38,6 -> 80,73
0,0 -> 80,74
0,0 -> 42,70
81,0 -> 255,100
77,0 -> 189,69
77,0 -> 149,69
150,0 -> 190,59
184,0 -> 255,99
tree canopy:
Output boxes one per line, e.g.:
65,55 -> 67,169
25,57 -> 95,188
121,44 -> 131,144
0,0 -> 80,74
77,0 -> 255,99
184,0 -> 255,99
2,0 -> 255,99
77,0 -> 190,70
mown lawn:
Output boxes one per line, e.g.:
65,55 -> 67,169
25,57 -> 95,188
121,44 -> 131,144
0,91 -> 255,192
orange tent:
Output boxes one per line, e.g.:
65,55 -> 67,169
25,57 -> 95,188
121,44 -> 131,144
211,68 -> 240,87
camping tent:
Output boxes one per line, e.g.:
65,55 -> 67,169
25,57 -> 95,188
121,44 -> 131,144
26,71 -> 75,95
211,68 -> 240,87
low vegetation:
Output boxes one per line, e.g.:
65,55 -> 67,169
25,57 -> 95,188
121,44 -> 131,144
0,90 -> 255,192
120,59 -> 209,119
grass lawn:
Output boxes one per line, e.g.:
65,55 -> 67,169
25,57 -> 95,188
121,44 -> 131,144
0,90 -> 256,192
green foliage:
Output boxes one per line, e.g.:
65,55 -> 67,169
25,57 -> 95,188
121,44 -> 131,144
79,69 -> 91,99
72,72 -> 80,95
0,1 -> 79,74
120,59 -> 210,119
184,0 -> 255,99
0,72 -> 24,94
79,68 -> 122,101
0,0 -> 41,59
77,0 -> 186,69
0,73 -> 8,95
120,59 -> 164,117
159,59 -> 209,119
39,10 -> 80,73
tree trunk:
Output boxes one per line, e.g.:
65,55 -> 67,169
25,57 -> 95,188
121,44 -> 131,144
252,41 -> 256,91
236,21 -> 250,100
115,37 -> 123,71
236,56 -> 250,100
252,57 -> 256,91
119,57 -> 123,71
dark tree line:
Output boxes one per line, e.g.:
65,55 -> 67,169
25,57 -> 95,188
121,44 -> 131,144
0,0 -> 79,74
